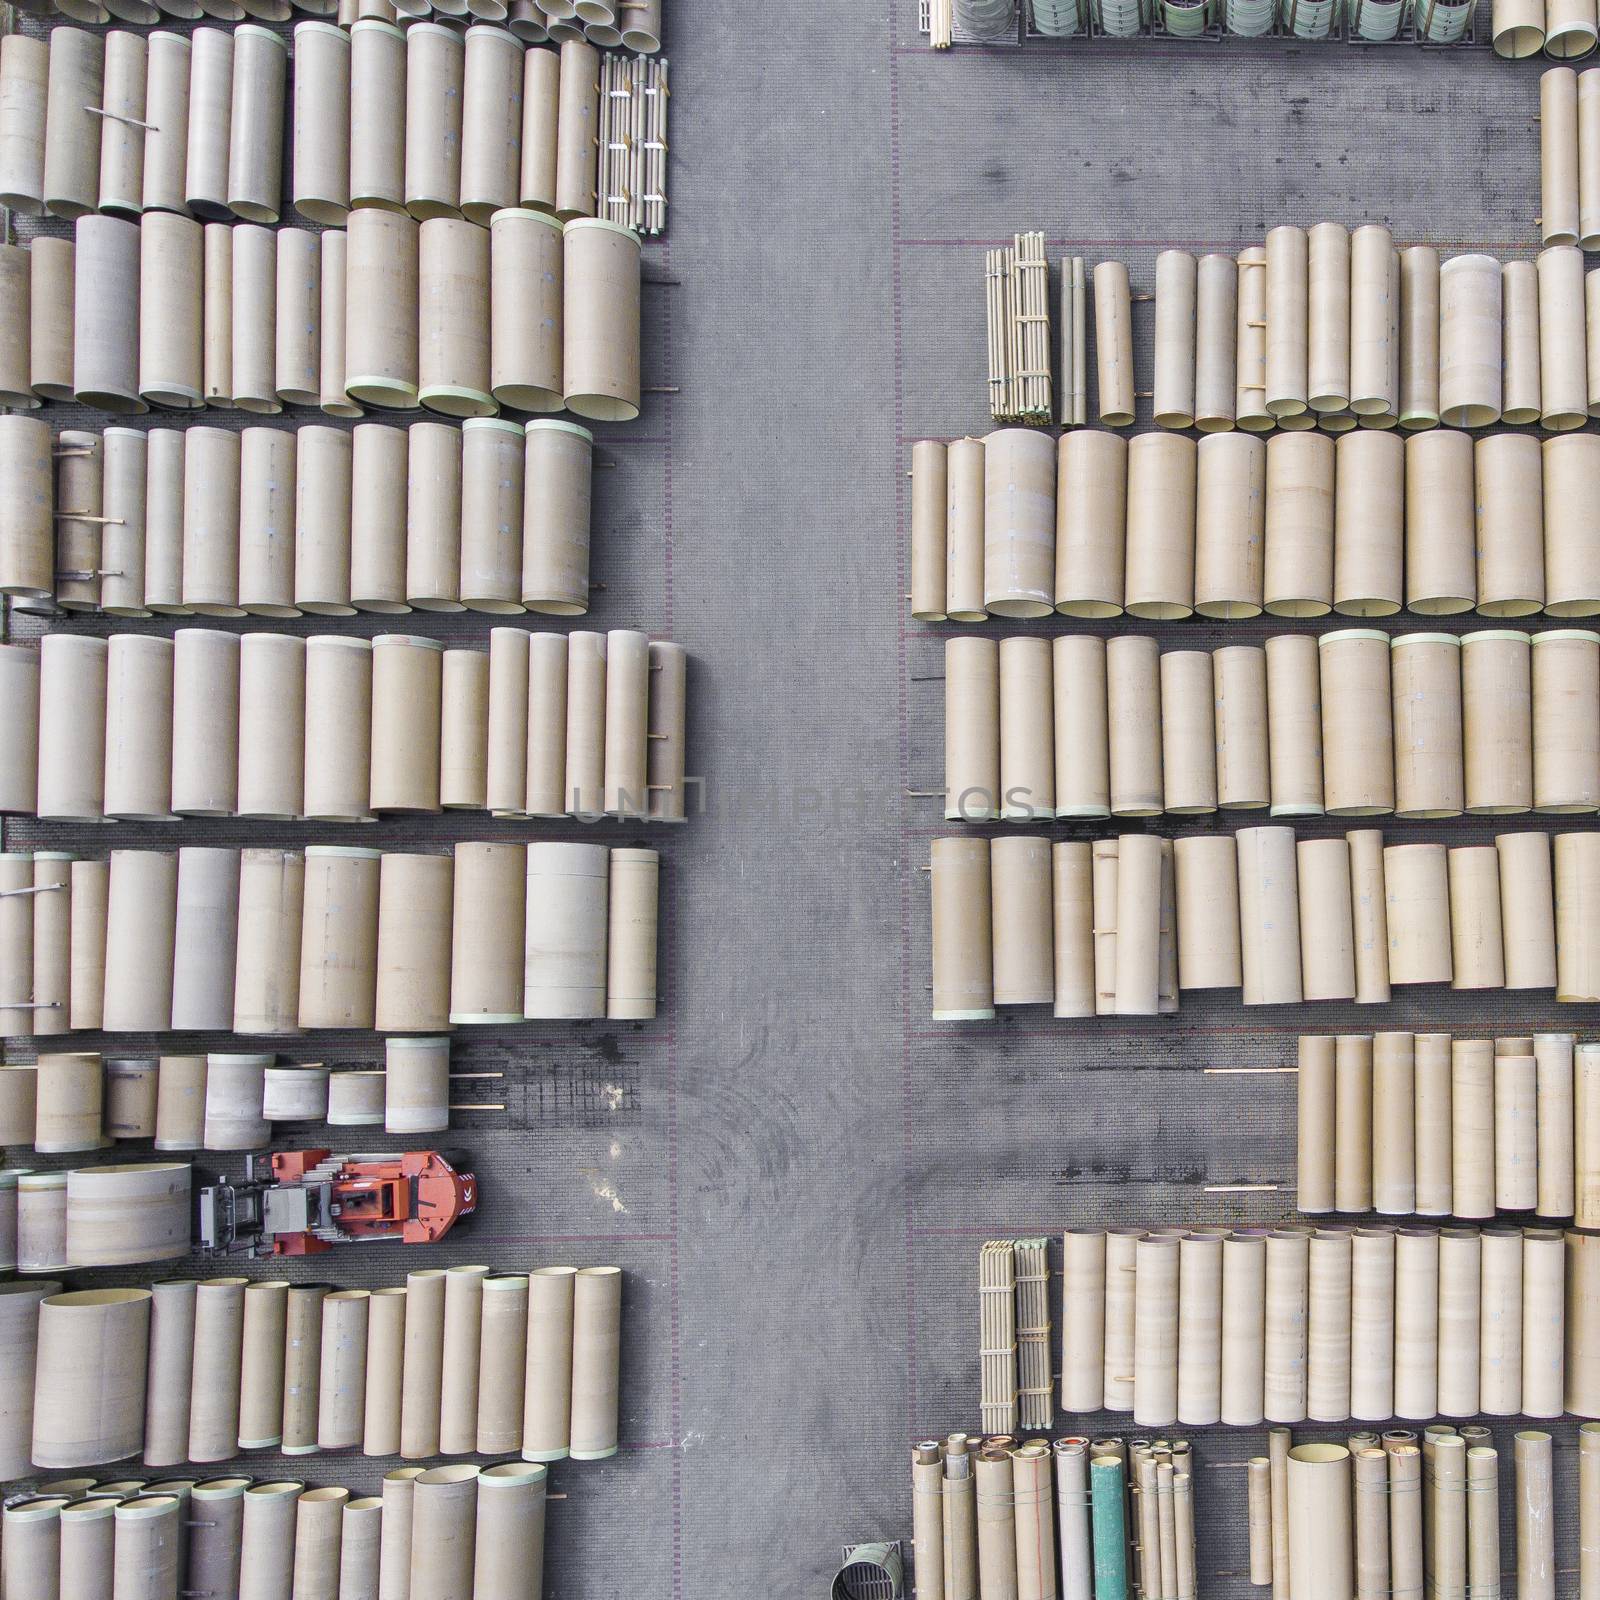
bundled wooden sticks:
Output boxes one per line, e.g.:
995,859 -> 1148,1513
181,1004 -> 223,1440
979,1240 -> 1018,1435
911,1433 -> 1196,1600
598,54 -> 670,236
985,232 -> 1053,425
1014,1239 -> 1053,1432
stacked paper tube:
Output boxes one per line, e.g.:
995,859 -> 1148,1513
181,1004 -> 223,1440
930,827 -> 1600,1018
0,840 -> 661,1036
0,627 -> 689,823
909,427 -> 1600,623
0,1263 -> 620,1477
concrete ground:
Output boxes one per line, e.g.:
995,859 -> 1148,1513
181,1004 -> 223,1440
6,2 -> 1585,1594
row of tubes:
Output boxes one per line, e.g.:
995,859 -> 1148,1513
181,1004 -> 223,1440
0,840 -> 661,1036
0,207 -> 640,423
1294,1031 -> 1600,1223
0,29 -> 622,229
0,415 -> 598,619
941,628 -> 1600,822
908,427 -> 1600,623
1,1264 -> 620,1474
1052,1224 -> 1600,1425
1084,231 -> 1600,434
0,1464 -> 550,1600
1539,67 -> 1600,250
929,828 -> 1600,1018
0,627 -> 690,823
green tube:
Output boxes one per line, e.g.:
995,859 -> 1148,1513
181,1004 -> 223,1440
1091,1454 -> 1130,1600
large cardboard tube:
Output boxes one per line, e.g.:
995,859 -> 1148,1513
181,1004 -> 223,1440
1544,434 -> 1600,616
350,20 -> 405,211
103,850 -> 178,1032
1503,259 -> 1542,426
1497,830 -> 1557,990
316,1290 -> 369,1450
406,24 -> 465,216
1054,429 -> 1124,617
1298,840 -> 1356,1001
1265,635 -> 1324,817
1093,260 -> 1135,426
1393,1229 -> 1438,1418
474,1463 -> 546,1600
370,637 -> 444,813
0,415 -> 53,599
1050,635 -> 1109,818
363,1288 -> 406,1457
1051,841 -> 1094,1018
17,1170 -> 67,1273
1174,835 -> 1240,991
1390,634 -> 1463,819
33,1287 -> 151,1467
1382,843 -> 1451,986
1584,70 -> 1600,251
1237,825 -> 1302,1006
562,217 -> 641,421
524,840 -> 609,1017
987,835 -> 1052,1009
303,637 -> 373,822
1521,1235 -> 1565,1417
378,1469 -> 423,1598
235,1279 -> 289,1449
1333,1036 -> 1373,1212
1479,1228 -> 1524,1414
139,214 -> 203,411
74,216 -> 142,413
1307,1228 -> 1352,1421
474,1276 -> 529,1456
1221,1233 -> 1266,1426
417,219 -> 493,417
522,418 -> 592,614
0,851 -> 36,1038
1532,630 -> 1600,811
42,28 -> 102,219
1438,1229 -> 1482,1416
0,1280 -> 60,1476
204,1053 -> 269,1150
1439,255 -> 1504,427
1448,845 -> 1506,990
439,1264 -> 490,1454
1264,1231 -> 1309,1421
140,428 -> 186,616
607,847 -> 658,1021
1124,433 -> 1196,619
170,847 -> 240,1031
52,426 -> 103,614
294,426 -> 355,616
273,228 -> 320,407
226,26 -> 285,223
0,36 -> 49,218
292,23 -> 349,224
1297,1035 -> 1337,1213
1194,434 -> 1265,619
407,421 -> 465,609
522,1265 -> 576,1461
1350,1228 -> 1395,1421
1535,1034 -> 1576,1219
1539,246 -> 1589,430
34,1050 -> 101,1153
262,1064 -> 328,1123
181,427 -> 243,615
320,232 -> 358,420
1193,252 -> 1239,431
1332,432 -> 1403,617
65,1160 -> 188,1268
1459,629 -> 1533,816
946,436 -> 986,621
112,1496 -> 180,1599
154,1057 -> 206,1152
59,1493 -> 115,1599
449,841 -> 526,1022
237,636 -> 306,820
349,424 -> 409,610
1286,1445 -> 1352,1600
1263,433 -> 1334,617
28,238 -> 73,408
298,846 -> 380,1028
237,427 -> 298,618
488,626 -> 532,815
1404,431 -> 1474,615
982,428 -> 1055,619
1556,831 -> 1600,999
1307,222 -> 1350,414
376,858 -> 453,1031
291,1487 -> 349,1600
282,1276 -> 327,1454
519,44 -> 559,208
233,851 -> 304,1036
345,209 -> 420,410
484,210 -> 565,414
1131,1233 -> 1179,1427
339,1498 -> 381,1600
1153,250 -> 1197,429
1578,1042 -> 1600,1231
1319,631 -> 1395,816
1349,224 -> 1397,418
239,1482 -> 302,1600
409,1465 -> 480,1597
0,645 -> 38,817
184,28 -> 232,219
947,637 -> 998,821
1567,1230 -> 1600,1415
1263,226 -> 1310,419
460,420 -> 526,612
998,635 -> 1054,819
171,631 -> 240,816
1060,1229 -> 1106,1412
400,1268 -> 447,1458
1213,645 -> 1269,809
1492,1050 -> 1539,1213
1106,636 -> 1162,817
1546,68 -> 1583,244
199,224 -> 233,406
230,224 -> 280,414
460,27 -> 522,224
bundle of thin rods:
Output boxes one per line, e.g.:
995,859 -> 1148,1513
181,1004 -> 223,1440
911,1433 -> 1196,1600
985,232 -> 1054,425
979,1240 -> 1018,1434
598,53 -> 670,236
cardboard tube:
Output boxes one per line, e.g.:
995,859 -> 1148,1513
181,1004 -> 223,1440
1539,246 -> 1589,430
1160,650 -> 1215,813
1153,250 -> 1197,429
1060,1230 -> 1106,1413
1503,259 -> 1543,426
522,1265 -> 576,1461
489,626 -> 533,814
1106,636 -> 1161,817
1299,841 -> 1356,1002
376,859 -> 453,1031
1307,1229 -> 1352,1422
1545,434 -> 1600,616
33,1287 -> 151,1467
912,440 -> 949,622
995,635 -> 1053,818
1546,68 -> 1583,245
1195,434 -> 1265,619
350,20 -> 405,211
0,35 -> 48,218
236,431 -> 297,617
1496,831 -> 1556,991
1439,255 -> 1504,427
315,1289 -> 369,1451
409,1465 -> 479,1598
1132,1235 -> 1179,1427
378,1469 -> 422,1600
945,636 -> 998,824
522,418 -> 592,614
1371,1032 -> 1416,1215
1448,845 -> 1506,991
1461,630 -> 1532,814
1237,826 -> 1302,1006
0,1280 -> 60,1476
179,427 -> 242,615
1297,1035 -> 1337,1213
138,214 -> 203,411
1308,222 -> 1350,413
0,1064 -> 37,1143
1350,1229 -> 1395,1421
1585,70 -> 1600,251
449,841 -> 526,1022
183,28 -> 232,219
1265,1231 -> 1309,1422
1124,433 -> 1195,619
400,1269 -> 446,1458
945,436 -> 985,621
1390,633 -> 1463,819
103,633 -> 175,820
1382,843 -> 1451,986
1394,1230 -> 1438,1419
1532,630 -> 1600,811
1267,1426 -> 1292,1600
188,1482 -> 250,1600
1051,841 -> 1095,1019
1449,1037 -> 1495,1221
553,38 -> 598,217
345,209 -> 420,409
1579,1042 -> 1600,1230
1331,1036 -> 1373,1211
982,428 -> 1055,619
232,845 -> 305,1034
234,1280 -> 289,1449
1287,1445 -> 1352,1600
1568,1230 -> 1600,1416
474,1276 -> 529,1455
229,224 -> 281,414
1437,1229 -> 1481,1416
0,415 -> 53,599
74,216 -> 142,413
17,1170 -> 67,1274
226,27 -> 285,222
1349,224 -> 1397,418
607,847 -> 658,1021
294,426 -> 356,615
239,1483 -> 302,1600
524,840 -> 609,1017
349,424 -> 409,610
1521,1234 -> 1565,1417
169,846 -> 241,1031
1209,646 -> 1267,810
1319,631 -> 1394,816
1190,251 -> 1238,431
272,228 -> 320,407
417,218 -> 493,417
65,1160 -> 188,1269
339,1498 -> 381,1600
1404,431 -> 1474,615
1266,226 -> 1310,418
1054,430 -> 1125,617
298,846 -> 380,1028
1216,1233 -> 1265,1428
101,850 -> 177,1032
27,854 -> 68,1042
303,637 -> 372,821
438,1264 -> 490,1455
1105,834 -> 1157,1015
406,24 -> 464,217
460,418 -> 526,610
1332,432 -> 1403,616
1263,433 -> 1334,617
1092,259 -> 1135,426
1265,634 -> 1324,816
153,1056 -> 205,1152
171,630 -> 241,816
262,1064 -> 328,1122
562,217 -> 641,421
1531,1034 -> 1575,1219
58,1494 -> 115,1599
473,1463 -> 546,1600
1239,254 -> 1270,430
519,44 -> 559,208
460,27 -> 522,223
1558,830 -> 1600,999
204,1053 -> 269,1150
370,638 -> 443,812
292,23 -> 349,223
407,421 -> 464,608
34,1050 -> 101,1153
0,644 -> 39,818
42,27 -> 102,219
1174,835 -> 1240,991
140,32 -> 190,215
0,852 -> 35,1038
27,238 -> 73,408
1480,1228 -> 1524,1414
363,1287 -> 406,1457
